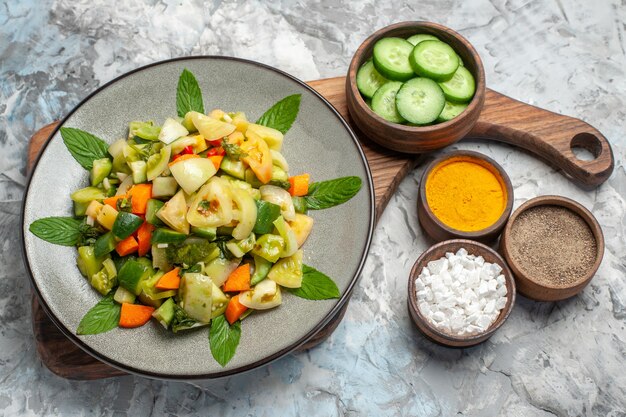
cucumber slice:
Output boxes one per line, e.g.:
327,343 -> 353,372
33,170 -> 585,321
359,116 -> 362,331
94,232 -> 117,258
371,81 -> 406,123
91,158 -> 112,186
372,37 -> 415,81
151,228 -> 187,244
146,145 -> 171,181
356,60 -> 389,98
395,78 -> 446,125
437,101 -> 468,122
406,33 -> 439,46
409,40 -> 459,81
146,199 -> 165,226
438,66 -> 475,103
112,211 -> 144,239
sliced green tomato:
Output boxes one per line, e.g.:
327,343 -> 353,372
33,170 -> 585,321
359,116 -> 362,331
130,160 -> 147,184
230,188 -> 257,240
170,135 -> 197,155
253,200 -> 282,235
129,121 -> 161,140
246,123 -> 284,151
182,112 -> 198,132
155,190 -> 189,234
91,158 -> 112,186
90,266 -> 117,296
187,177 -> 233,228
151,243 -> 172,271
115,175 -> 134,196
268,249 -> 303,288
273,216 -> 298,257
179,273 -> 213,323
152,176 -> 178,199
108,138 -> 126,159
158,118 -> 188,144
370,81 -> 405,123
113,286 -> 136,304
238,279 -> 282,310
71,186 -> 107,204
112,211 -> 143,239
241,130 -> 273,184
409,40 -> 459,81
437,101 -> 468,122
94,232 -> 117,258
288,213 -> 314,248
203,257 -> 241,287
226,233 -> 256,258
259,185 -> 295,221
76,246 -> 106,281
189,111 -> 236,141
211,284 -> 229,319
438,66 -> 475,103
152,297 -> 176,329
406,33 -> 439,46
372,37 -> 415,81
112,151 -> 132,175
219,156 -> 246,180
250,255 -> 272,286
356,60 -> 389,98
123,143 -> 146,163
146,145 -> 172,181
251,234 -> 284,263
169,157 -> 216,195
270,150 -> 289,172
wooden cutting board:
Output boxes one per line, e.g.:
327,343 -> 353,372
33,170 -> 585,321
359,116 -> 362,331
27,76 -> 613,380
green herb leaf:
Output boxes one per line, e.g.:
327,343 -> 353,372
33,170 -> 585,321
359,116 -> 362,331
60,127 -> 110,170
209,315 -> 241,367
29,217 -> 83,246
171,305 -> 200,333
288,265 -> 340,300
256,94 -> 301,134
176,69 -> 204,117
304,176 -> 362,210
221,138 -> 248,160
76,294 -> 121,335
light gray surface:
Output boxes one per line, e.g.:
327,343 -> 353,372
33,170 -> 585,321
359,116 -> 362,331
1,0 -> 626,415
22,57 -> 373,377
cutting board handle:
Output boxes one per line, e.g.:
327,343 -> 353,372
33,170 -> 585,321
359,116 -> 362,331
468,90 -> 614,189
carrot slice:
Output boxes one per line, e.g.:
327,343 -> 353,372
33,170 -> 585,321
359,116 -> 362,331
136,222 -> 154,257
225,295 -> 248,325
288,174 -> 310,197
222,264 -> 251,292
119,303 -> 155,328
115,235 -> 139,256
128,184 -> 152,215
103,194 -> 125,209
208,155 -> 224,170
155,267 -> 181,290
168,154 -> 200,166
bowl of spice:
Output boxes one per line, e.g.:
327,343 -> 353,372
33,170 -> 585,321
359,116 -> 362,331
408,239 -> 516,347
417,150 -> 513,243
500,195 -> 604,301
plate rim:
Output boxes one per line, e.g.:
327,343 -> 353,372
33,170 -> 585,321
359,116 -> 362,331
20,55 -> 375,380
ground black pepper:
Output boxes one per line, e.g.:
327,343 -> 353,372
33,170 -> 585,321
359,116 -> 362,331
508,205 -> 597,287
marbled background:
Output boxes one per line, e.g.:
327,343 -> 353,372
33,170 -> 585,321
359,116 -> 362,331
1,0 -> 625,416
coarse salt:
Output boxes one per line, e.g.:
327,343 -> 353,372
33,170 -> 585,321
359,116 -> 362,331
415,248 -> 508,336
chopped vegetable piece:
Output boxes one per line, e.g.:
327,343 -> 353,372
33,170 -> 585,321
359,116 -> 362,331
151,228 -> 187,244
288,174 -> 310,197
136,222 -> 154,257
158,118 -> 188,144
94,232 -> 117,258
250,255 -> 272,286
238,279 -> 282,310
273,216 -> 298,257
168,154 -> 199,166
114,286 -> 136,304
112,211 -> 144,239
209,155 -> 224,170
225,295 -> 248,325
128,184 -> 152,215
157,190 -> 190,234
187,177 -> 233,228
155,267 -> 181,290
179,273 -> 213,323
91,158 -> 112,186
145,199 -> 165,226
260,185 -> 295,221
146,145 -> 172,181
268,249 -> 303,288
204,257 -> 241,287
117,258 -> 150,294
115,235 -> 139,256
223,263 -> 251,292
191,226 -> 217,240
241,130 -> 272,184
169,156 -> 217,195
96,204 -> 119,230
103,195 -> 125,209
90,266 -> 117,295
71,186 -> 107,204
251,234 -> 284,263
119,303 -> 155,328
288,213 -> 314,248
151,176 -> 178,199
189,111 -> 236,141
152,297 -> 176,328
77,246 -> 106,280
86,200 -> 104,218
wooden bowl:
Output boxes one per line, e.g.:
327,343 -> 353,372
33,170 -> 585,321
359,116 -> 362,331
499,196 -> 604,301
417,150 -> 513,243
408,239 -> 516,347
346,21 -> 486,153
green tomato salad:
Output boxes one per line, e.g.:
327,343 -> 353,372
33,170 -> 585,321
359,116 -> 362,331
29,69 -> 362,366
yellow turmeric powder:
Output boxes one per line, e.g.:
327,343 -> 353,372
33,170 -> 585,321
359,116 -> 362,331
425,156 -> 507,232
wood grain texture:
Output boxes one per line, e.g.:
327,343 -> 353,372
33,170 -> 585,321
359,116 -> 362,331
407,239 -> 516,347
26,77 -> 416,380
346,21 -> 486,154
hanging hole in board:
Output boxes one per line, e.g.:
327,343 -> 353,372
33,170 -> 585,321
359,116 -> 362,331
570,132 -> 601,161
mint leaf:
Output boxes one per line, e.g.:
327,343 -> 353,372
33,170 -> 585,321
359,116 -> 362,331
176,69 -> 204,117
60,127 -> 110,170
76,294 -> 121,335
256,94 -> 301,134
288,265 -> 340,300
29,217 -> 83,246
304,176 -> 362,210
209,315 -> 241,367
